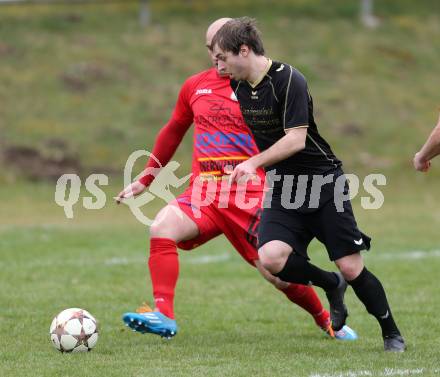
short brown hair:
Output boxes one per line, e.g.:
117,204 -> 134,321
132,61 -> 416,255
212,17 -> 265,56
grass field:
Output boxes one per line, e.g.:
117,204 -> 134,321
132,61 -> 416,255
1,1 -> 440,376
1,179 -> 440,377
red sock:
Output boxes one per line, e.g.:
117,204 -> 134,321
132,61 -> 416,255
148,238 -> 179,319
280,283 -> 330,329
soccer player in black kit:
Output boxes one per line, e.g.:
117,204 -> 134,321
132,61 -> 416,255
212,17 -> 405,352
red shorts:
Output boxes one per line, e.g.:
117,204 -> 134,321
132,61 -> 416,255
171,183 -> 263,266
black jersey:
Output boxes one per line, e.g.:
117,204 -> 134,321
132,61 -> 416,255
230,60 -> 342,176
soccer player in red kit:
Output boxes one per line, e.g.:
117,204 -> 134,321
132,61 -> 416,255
116,18 -> 357,341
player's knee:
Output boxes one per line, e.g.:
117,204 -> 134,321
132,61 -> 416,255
257,252 -> 276,273
258,251 -> 285,274
151,205 -> 199,242
255,260 -> 283,287
150,220 -> 175,239
335,253 -> 364,281
258,241 -> 291,274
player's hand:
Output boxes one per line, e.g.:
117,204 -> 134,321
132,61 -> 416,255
413,152 -> 431,172
226,159 -> 258,184
115,181 -> 147,204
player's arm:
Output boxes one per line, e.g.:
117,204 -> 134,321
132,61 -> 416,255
229,128 -> 306,182
116,82 -> 194,202
249,127 -> 306,168
414,112 -> 440,172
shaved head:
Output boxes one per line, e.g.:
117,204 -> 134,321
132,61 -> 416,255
205,18 -> 232,75
206,17 -> 232,48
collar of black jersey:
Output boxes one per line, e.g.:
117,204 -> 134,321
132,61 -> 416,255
247,58 -> 273,88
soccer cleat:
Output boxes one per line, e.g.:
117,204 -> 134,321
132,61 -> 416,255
316,310 -> 334,338
321,322 -> 358,341
384,334 -> 406,352
122,303 -> 178,339
334,325 -> 358,341
325,272 -> 348,331
321,323 -> 335,338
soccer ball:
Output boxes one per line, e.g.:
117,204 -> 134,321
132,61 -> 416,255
49,308 -> 99,353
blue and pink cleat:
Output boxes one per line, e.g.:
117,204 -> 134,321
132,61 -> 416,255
334,325 -> 358,340
122,304 -> 178,339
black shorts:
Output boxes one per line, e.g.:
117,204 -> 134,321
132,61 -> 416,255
258,172 -> 371,261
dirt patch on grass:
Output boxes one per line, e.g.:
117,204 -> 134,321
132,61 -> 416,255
336,123 -> 364,136
0,41 -> 15,57
60,62 -> 110,92
2,143 -> 81,182
1,139 -> 119,182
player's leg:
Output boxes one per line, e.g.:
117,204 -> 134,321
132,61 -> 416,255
215,191 -> 353,338
147,204 -> 199,318
314,192 -> 405,351
214,191 -> 331,330
122,203 -> 200,337
123,189 -> 222,338
146,186 -> 222,319
259,241 -> 348,331
335,253 -> 404,351
222,225 -> 332,333
254,260 -> 357,340
221,218 -> 331,332
257,207 -> 349,331
254,260 -> 332,334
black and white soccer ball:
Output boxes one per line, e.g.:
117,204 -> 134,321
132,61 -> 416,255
49,308 -> 99,353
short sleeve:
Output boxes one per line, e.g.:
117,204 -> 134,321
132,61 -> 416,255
282,66 -> 310,131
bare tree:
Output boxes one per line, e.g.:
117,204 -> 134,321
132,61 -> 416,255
360,0 -> 380,28
139,0 -> 150,27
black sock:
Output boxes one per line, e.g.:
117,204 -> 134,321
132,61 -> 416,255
274,252 -> 339,291
348,267 -> 401,338
307,265 -> 340,290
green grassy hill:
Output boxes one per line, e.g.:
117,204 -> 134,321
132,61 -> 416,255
2,4 -> 440,376
0,0 -> 439,184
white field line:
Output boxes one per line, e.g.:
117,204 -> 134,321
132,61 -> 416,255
2,249 -> 440,269
104,253 -> 230,266
367,250 -> 440,260
104,257 -> 142,266
0,253 -> 231,268
186,254 -> 231,264
102,249 -> 440,266
310,367 -> 430,377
